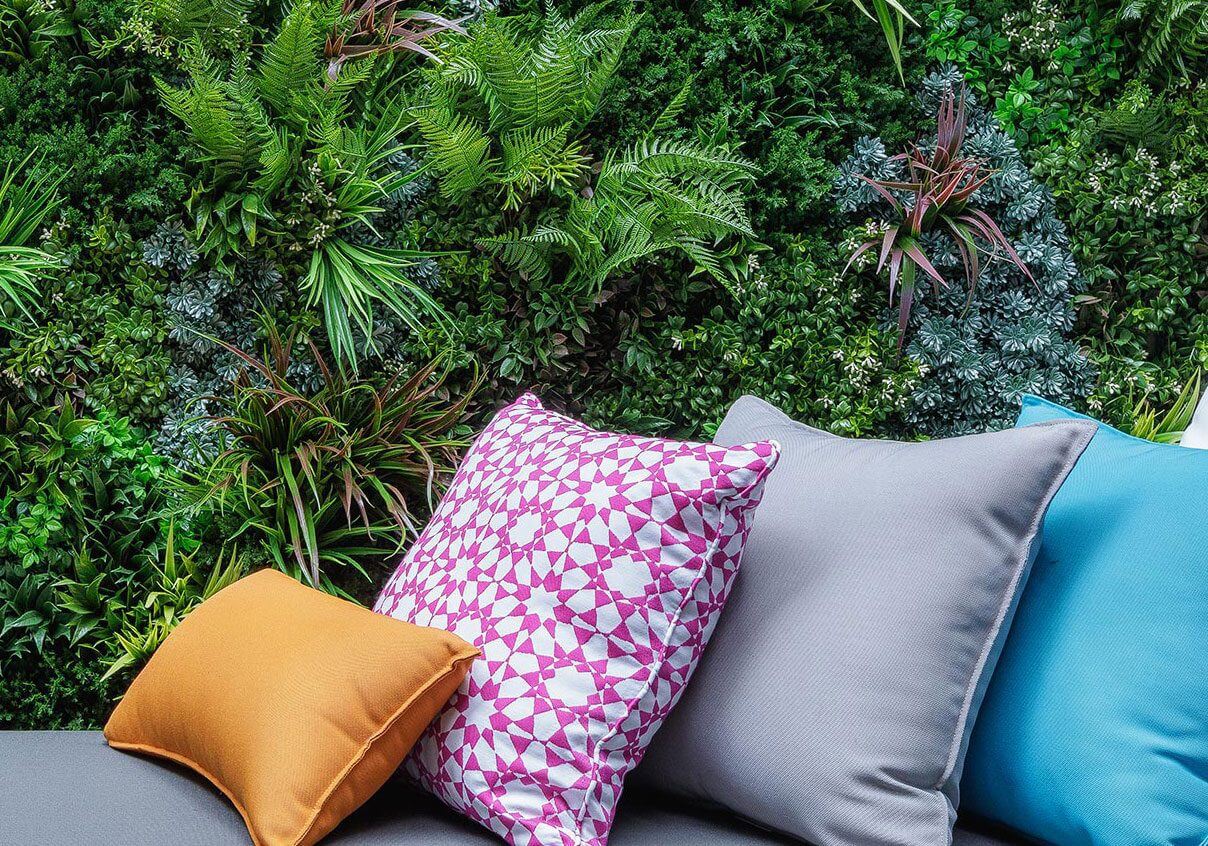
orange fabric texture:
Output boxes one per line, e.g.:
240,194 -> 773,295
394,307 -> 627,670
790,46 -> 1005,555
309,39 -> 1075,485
104,568 -> 478,846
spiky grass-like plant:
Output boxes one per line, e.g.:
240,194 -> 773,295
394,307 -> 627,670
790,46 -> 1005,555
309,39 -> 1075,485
0,155 -> 61,326
852,0 -> 918,84
1130,369 -> 1203,443
324,0 -> 465,81
180,323 -> 473,590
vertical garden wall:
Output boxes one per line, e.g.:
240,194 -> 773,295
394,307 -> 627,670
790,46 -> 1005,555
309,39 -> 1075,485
0,0 -> 1204,727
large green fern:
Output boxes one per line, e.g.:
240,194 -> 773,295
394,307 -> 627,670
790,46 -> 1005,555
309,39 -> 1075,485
156,50 -> 275,186
416,4 -> 637,205
417,4 -> 756,294
413,107 -> 496,199
482,137 -> 756,294
157,0 -> 451,370
1124,0 -> 1208,81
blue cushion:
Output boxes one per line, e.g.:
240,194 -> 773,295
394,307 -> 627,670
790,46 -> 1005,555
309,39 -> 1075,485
961,395 -> 1208,846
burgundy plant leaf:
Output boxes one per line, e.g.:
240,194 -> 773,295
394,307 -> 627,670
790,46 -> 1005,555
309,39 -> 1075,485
876,179 -> 927,191
963,208 -> 1035,282
325,1 -> 467,79
907,194 -> 929,235
860,174 -> 903,211
897,270 -> 916,350
878,225 -> 899,272
901,242 -> 947,291
947,170 -> 994,204
944,219 -> 977,286
888,248 -> 904,302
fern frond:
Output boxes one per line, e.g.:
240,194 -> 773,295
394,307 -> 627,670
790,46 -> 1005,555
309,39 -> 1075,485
499,6 -> 584,130
308,55 -> 372,143
413,2 -> 756,296
576,11 -> 635,122
610,138 -> 757,181
413,107 -> 495,199
1136,0 -> 1208,81
156,46 -> 267,183
635,174 -> 755,238
432,5 -> 630,134
648,75 -> 694,137
453,14 -> 529,131
678,237 -> 729,285
253,126 -> 296,196
498,123 -> 589,208
478,224 -> 575,281
583,201 -> 663,287
258,0 -> 326,118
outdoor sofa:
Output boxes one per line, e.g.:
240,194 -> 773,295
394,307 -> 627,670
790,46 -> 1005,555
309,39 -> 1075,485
0,731 -> 1019,845
3,389 -> 1207,846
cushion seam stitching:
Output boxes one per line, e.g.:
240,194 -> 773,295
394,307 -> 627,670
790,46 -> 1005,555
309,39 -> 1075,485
292,649 -> 479,846
570,518 -> 728,844
935,421 -> 1095,791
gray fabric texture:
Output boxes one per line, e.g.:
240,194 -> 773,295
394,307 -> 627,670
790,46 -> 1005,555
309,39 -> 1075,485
635,395 -> 1093,846
0,731 -> 1022,844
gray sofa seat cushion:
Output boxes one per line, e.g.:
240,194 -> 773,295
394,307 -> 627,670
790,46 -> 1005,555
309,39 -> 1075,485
0,731 -> 1020,845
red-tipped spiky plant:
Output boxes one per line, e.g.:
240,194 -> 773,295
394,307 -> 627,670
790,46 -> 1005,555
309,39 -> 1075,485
846,85 -> 1033,349
325,0 -> 466,82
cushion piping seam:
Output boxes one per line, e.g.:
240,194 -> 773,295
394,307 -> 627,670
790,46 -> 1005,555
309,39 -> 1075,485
935,419 -> 1096,790
1021,393 -> 1208,456
569,450 -> 776,844
294,649 -> 480,846
111,647 -> 479,846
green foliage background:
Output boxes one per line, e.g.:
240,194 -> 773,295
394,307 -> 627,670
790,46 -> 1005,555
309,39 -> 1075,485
0,0 -> 1204,727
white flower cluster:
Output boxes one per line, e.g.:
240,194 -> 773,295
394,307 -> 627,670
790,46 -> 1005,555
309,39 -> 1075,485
1002,0 -> 1065,60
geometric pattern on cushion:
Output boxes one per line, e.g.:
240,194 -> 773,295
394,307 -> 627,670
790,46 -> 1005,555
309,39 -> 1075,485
375,393 -> 779,846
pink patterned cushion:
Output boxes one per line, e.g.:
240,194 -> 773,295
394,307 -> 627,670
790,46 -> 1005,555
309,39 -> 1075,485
375,393 -> 778,846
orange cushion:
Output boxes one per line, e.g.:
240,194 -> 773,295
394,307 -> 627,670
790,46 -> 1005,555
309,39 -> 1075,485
104,569 -> 478,846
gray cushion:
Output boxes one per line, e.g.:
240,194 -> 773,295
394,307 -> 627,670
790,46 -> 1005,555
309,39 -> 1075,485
636,396 -> 1092,846
0,731 -> 1020,844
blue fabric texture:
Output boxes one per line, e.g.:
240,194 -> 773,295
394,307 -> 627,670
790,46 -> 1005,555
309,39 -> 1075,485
962,395 -> 1208,846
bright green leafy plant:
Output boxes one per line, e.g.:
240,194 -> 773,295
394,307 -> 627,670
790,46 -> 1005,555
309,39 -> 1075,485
0,0 -> 75,63
156,0 -> 460,368
415,4 -> 757,296
68,525 -> 246,679
851,0 -> 918,84
0,397 -> 179,666
1128,369 -> 1203,443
